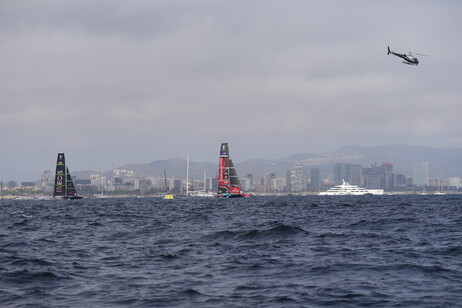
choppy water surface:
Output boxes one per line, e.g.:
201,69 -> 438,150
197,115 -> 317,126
1,195 -> 461,307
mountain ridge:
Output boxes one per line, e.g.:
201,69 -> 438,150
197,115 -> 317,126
74,144 -> 462,180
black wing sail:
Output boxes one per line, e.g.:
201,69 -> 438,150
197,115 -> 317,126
53,153 -> 66,197
66,168 -> 78,197
229,159 -> 241,187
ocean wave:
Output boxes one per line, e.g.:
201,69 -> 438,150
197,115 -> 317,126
160,252 -> 178,260
11,257 -> 54,267
204,223 -> 308,242
3,269 -> 68,284
1,195 -> 461,307
309,262 -> 453,276
1,241 -> 29,249
183,288 -> 204,296
347,217 -> 417,229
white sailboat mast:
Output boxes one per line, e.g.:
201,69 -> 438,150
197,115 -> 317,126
101,171 -> 104,195
186,154 -> 189,196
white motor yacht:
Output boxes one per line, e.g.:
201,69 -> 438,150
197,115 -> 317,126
318,180 -> 384,196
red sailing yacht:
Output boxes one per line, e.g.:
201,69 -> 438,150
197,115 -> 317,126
217,143 -> 249,198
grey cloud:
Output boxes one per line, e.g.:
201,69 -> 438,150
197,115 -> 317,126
1,1 -> 462,181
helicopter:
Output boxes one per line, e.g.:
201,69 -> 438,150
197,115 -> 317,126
387,46 -> 428,66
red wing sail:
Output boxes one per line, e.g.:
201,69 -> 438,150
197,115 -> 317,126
217,143 -> 247,198
218,143 -> 231,195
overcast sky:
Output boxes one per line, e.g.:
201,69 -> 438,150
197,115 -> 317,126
1,0 -> 462,181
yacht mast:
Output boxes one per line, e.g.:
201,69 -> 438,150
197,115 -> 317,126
186,154 -> 189,196
164,169 -> 168,192
101,172 -> 104,195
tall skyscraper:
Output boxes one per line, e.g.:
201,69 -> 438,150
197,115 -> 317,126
349,165 -> 362,186
412,162 -> 429,187
309,168 -> 322,191
361,162 -> 395,191
334,163 -> 350,185
264,173 -> 276,192
287,163 -> 308,192
241,174 -> 253,191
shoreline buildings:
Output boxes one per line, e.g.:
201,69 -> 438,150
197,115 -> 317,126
1,161 -> 461,197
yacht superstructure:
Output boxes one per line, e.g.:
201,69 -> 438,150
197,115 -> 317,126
318,180 -> 384,196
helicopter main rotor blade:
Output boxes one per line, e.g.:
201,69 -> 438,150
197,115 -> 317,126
413,53 -> 429,57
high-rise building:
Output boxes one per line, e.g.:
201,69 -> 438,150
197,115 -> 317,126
112,177 -> 124,185
134,179 -> 151,191
41,170 -> 53,193
446,177 -> 460,190
241,174 -> 253,191
264,173 -> 276,192
271,177 -> 286,192
334,163 -> 350,185
7,181 -> 17,189
381,163 -> 394,191
412,162 -> 428,187
309,168 -> 322,191
394,174 -> 406,191
380,163 -> 393,173
205,178 -> 214,192
349,165 -> 362,186
363,172 -> 382,189
287,163 -> 308,192
362,163 -> 395,191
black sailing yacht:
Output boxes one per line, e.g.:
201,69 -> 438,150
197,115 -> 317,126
53,153 -> 83,199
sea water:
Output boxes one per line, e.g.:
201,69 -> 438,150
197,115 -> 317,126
1,195 -> 461,307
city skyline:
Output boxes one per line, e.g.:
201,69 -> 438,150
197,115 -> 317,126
2,1 -> 462,182
4,158 -> 461,196
5,144 -> 462,186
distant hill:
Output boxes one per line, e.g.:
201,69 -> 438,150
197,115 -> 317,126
332,144 -> 462,177
73,145 -> 462,180
237,145 -> 462,178
280,144 -> 462,178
